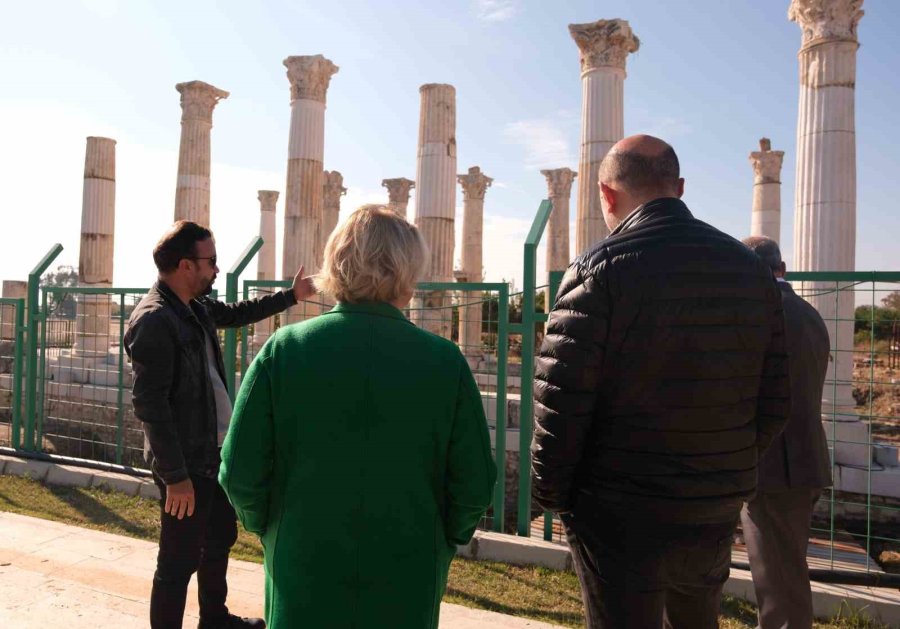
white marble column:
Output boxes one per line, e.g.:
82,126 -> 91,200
382,177 -> 415,218
283,55 -> 338,322
73,137 -> 116,358
322,170 -> 346,249
414,84 -> 457,338
541,168 -> 577,282
457,166 -> 492,356
251,190 -> 278,349
1,280 -> 26,341
570,20 -> 639,255
749,138 -> 785,242
790,0 -> 863,428
173,81 -> 229,226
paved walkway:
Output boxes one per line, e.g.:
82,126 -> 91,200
0,512 -> 563,628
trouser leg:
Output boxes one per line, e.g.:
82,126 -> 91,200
150,473 -> 215,629
562,513 -> 666,629
741,489 -> 819,629
197,479 -> 239,624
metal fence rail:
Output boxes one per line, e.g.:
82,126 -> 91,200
8,205 -> 900,585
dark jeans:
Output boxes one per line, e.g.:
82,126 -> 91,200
151,472 -> 238,629
562,508 -> 737,629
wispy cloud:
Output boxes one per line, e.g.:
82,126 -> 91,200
473,0 -> 518,23
503,118 -> 575,171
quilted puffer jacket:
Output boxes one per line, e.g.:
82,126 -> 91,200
531,197 -> 790,524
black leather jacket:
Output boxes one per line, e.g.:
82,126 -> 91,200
531,198 -> 790,523
125,281 -> 296,484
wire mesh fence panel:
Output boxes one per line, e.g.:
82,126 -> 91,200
34,287 -> 146,468
786,273 -> 900,578
0,298 -> 24,448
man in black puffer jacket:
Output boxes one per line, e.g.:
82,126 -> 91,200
532,135 -> 790,629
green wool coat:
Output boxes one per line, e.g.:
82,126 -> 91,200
220,301 -> 496,629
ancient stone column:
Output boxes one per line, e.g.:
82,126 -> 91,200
251,191 -> 278,349
570,20 -> 639,255
414,84 -> 457,338
282,55 -> 338,323
173,81 -> 229,226
322,171 -> 346,249
73,137 -> 116,358
457,167 -> 492,357
749,138 -> 785,243
1,280 -> 26,342
382,177 -> 415,218
541,168 -> 577,286
790,0 -> 864,433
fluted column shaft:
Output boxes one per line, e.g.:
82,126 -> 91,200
282,55 -> 338,323
749,138 -> 785,242
252,191 -> 279,348
382,177 -> 415,218
570,20 -> 639,255
322,171 -> 346,249
73,137 -> 116,357
790,0 -> 864,421
458,167 -> 492,356
542,168 -> 577,281
415,84 -> 457,338
174,81 -> 228,226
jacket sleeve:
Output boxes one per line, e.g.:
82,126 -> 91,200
531,262 -> 609,514
204,289 -> 298,329
444,355 -> 497,546
219,354 -> 274,536
755,279 -> 791,455
126,313 -> 188,485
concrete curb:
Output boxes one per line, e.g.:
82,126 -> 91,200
0,454 -> 160,500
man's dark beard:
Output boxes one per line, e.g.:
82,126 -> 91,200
202,279 -> 215,295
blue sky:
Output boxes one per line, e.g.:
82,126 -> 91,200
1,0 -> 898,290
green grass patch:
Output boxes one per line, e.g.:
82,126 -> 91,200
0,474 -> 890,628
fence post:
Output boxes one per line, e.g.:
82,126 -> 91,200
516,200 -> 552,536
493,283 -> 510,532
23,244 -> 63,451
224,237 -> 263,400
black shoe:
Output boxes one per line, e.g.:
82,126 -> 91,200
199,614 -> 266,629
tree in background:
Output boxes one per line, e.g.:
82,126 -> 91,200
40,264 -> 78,318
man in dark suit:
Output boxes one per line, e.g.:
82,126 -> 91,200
742,236 -> 833,629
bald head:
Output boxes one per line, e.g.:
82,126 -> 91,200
599,134 -> 681,198
743,235 -> 786,277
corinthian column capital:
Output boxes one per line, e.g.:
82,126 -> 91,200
323,171 -> 347,203
284,55 -> 339,103
382,177 -> 415,203
569,19 -> 640,73
789,0 -> 864,47
176,81 -> 229,123
258,190 -> 279,211
749,138 -> 785,184
541,168 -> 577,198
458,166 -> 493,201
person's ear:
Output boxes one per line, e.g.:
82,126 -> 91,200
779,261 -> 787,276
599,182 -> 617,212
676,178 -> 685,198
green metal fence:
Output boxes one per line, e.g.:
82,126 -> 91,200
9,204 -> 900,582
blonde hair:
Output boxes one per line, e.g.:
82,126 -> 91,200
315,204 -> 428,304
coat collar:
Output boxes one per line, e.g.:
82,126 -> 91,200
154,280 -> 205,324
329,301 -> 411,323
778,281 -> 796,297
608,197 -> 693,237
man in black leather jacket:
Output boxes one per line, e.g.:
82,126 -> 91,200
531,135 -> 790,628
125,221 -> 315,629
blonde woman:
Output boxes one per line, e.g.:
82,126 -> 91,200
220,205 -> 496,629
